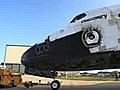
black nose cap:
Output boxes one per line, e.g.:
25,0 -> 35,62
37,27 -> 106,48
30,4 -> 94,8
21,54 -> 27,66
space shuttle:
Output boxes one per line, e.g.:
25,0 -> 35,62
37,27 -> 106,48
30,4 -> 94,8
21,4 -> 120,90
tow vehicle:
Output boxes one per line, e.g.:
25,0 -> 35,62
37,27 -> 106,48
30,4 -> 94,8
0,68 -> 22,87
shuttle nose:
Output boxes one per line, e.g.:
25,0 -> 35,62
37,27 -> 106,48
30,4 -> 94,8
21,44 -> 36,66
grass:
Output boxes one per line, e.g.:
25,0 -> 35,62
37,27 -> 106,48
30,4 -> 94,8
57,76 -> 118,81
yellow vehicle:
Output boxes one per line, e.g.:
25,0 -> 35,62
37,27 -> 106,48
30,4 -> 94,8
0,69 -> 22,87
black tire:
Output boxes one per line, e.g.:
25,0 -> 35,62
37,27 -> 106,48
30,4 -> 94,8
50,80 -> 60,90
24,82 -> 30,88
10,80 -> 16,87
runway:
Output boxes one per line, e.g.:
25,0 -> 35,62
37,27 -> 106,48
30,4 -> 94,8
1,82 -> 120,90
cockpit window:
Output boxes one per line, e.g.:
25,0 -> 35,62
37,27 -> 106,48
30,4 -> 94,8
70,13 -> 87,23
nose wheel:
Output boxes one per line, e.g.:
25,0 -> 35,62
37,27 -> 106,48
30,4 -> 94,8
50,80 -> 60,90
50,67 -> 61,90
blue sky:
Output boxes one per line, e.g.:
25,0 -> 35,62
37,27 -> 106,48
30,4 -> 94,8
0,0 -> 120,63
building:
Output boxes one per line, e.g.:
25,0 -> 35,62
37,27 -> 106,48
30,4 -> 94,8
4,45 -> 31,73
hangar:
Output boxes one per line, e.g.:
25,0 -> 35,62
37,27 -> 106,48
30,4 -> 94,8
3,45 -> 31,73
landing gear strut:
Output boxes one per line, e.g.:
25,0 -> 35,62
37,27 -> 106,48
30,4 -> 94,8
50,70 -> 61,90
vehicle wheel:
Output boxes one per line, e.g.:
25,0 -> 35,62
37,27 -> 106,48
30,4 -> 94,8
51,80 -> 60,90
10,80 -> 15,87
24,81 -> 30,88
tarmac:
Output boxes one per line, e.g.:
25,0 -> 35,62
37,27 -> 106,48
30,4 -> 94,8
1,75 -> 120,90
1,82 -> 120,90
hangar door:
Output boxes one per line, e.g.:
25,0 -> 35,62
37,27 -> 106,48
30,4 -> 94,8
4,45 -> 30,73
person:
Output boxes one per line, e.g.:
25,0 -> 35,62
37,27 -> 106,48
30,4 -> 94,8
115,71 -> 119,81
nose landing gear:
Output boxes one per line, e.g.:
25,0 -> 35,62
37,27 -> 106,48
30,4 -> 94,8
51,80 -> 60,90
50,69 -> 61,90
